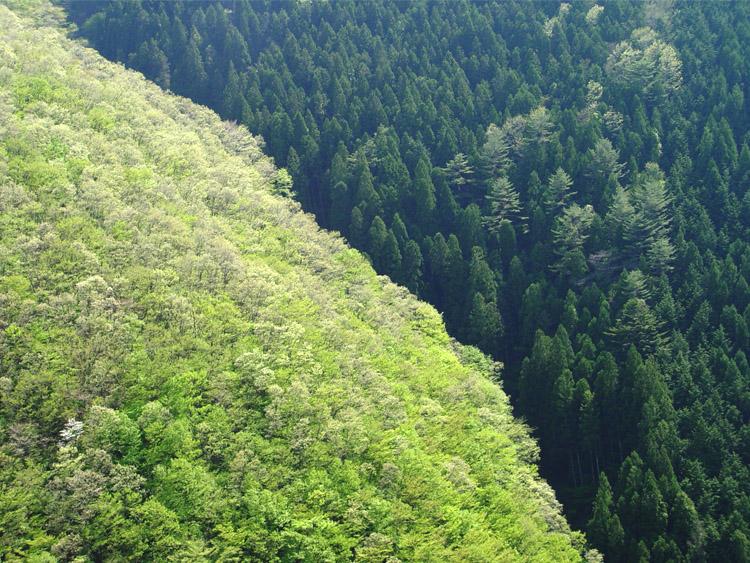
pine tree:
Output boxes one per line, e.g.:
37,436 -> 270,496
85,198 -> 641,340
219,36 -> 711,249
129,40 -> 171,90
413,157 -> 436,220
221,62 -> 244,120
626,164 -> 672,253
605,27 -> 682,101
552,368 -> 574,415
355,158 -> 383,221
607,186 -> 635,246
734,143 -> 750,195
638,469 -> 669,541
401,240 -> 423,295
173,29 -> 208,102
465,293 -> 503,352
484,176 -> 527,233
551,204 -> 596,277
367,216 -> 389,270
328,143 -> 350,189
381,230 -> 402,276
458,204 -> 485,255
498,220 -> 518,266
588,474 -> 625,554
618,269 -> 651,303
645,236 -> 675,275
468,247 -> 497,303
268,110 -> 294,163
443,234 -> 466,329
583,140 -> 622,208
443,153 -> 475,204
561,290 -> 578,333
349,206 -> 365,248
608,298 -> 666,355
330,181 -> 351,234
391,213 -> 409,246
481,122 -> 511,175
579,389 -> 600,474
585,138 -> 625,184
544,167 -> 576,213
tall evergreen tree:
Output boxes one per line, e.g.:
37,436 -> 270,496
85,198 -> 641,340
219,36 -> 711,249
484,176 -> 527,233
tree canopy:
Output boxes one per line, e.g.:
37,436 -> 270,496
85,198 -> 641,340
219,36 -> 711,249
0,3 -> 585,560
18,0 -> 750,559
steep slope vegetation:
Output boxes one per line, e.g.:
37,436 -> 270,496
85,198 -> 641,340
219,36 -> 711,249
0,3 -> 584,561
60,2 -> 750,560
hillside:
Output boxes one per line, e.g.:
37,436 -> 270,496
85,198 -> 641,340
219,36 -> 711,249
59,1 -> 750,560
0,3 -> 585,561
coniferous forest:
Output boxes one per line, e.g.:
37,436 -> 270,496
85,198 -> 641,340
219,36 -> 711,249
3,0 -> 750,560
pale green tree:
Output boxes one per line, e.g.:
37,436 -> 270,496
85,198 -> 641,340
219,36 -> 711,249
484,176 -> 527,233
605,27 -> 682,100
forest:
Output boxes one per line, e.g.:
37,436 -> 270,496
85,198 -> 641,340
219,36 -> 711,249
3,0 -> 750,560
0,2 -> 585,561
60,1 -> 750,561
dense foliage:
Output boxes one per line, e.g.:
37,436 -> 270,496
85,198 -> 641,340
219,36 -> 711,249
63,0 -> 750,560
0,3 -> 587,561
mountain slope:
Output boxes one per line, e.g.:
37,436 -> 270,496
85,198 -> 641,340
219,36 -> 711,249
57,2 -> 750,560
0,4 -> 584,561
